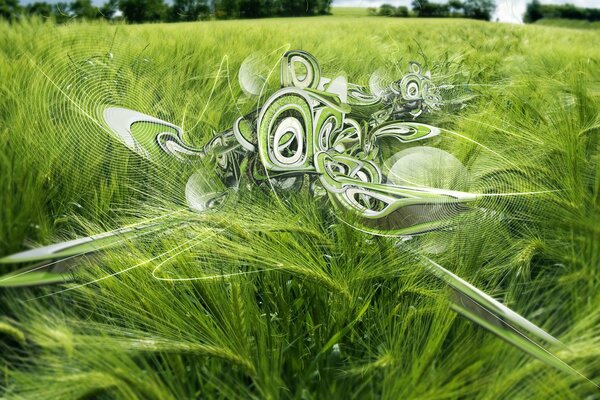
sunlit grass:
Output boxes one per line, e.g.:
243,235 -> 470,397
330,7 -> 370,17
1,15 -> 600,398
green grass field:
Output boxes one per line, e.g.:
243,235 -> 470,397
330,7 -> 370,16
535,18 -> 600,30
1,15 -> 600,399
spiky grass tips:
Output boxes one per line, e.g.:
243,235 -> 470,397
1,18 -> 600,399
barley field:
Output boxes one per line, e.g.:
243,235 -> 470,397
1,15 -> 600,399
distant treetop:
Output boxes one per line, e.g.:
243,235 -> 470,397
524,0 -> 600,24
372,0 -> 496,21
0,0 -> 333,22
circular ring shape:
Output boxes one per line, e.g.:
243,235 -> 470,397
290,56 -> 314,88
272,116 -> 304,165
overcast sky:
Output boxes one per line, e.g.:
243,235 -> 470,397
334,0 -> 600,23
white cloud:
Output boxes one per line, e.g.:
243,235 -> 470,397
495,0 -> 527,23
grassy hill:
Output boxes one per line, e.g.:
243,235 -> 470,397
1,16 -> 600,398
535,18 -> 600,30
330,7 -> 370,16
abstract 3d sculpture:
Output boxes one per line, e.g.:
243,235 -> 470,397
102,50 -> 475,236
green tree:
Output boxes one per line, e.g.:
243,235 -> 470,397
279,0 -> 305,16
0,0 -> 21,19
395,5 -> 409,17
27,1 -> 52,17
411,0 -> 423,14
70,0 -> 98,18
262,0 -> 279,17
213,0 -> 330,18
378,3 -> 395,16
99,0 -> 119,19
524,0 -> 542,23
313,0 -> 331,15
214,0 -> 238,19
411,0 -> 449,18
292,0 -> 328,16
238,0 -> 262,18
462,0 -> 494,20
52,2 -> 71,22
119,0 -> 166,22
448,0 -> 463,15
170,0 -> 209,20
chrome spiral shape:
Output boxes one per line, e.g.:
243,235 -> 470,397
102,50 -> 475,236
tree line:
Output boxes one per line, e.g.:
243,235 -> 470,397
369,0 -> 495,21
524,0 -> 600,23
0,0 -> 332,22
